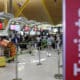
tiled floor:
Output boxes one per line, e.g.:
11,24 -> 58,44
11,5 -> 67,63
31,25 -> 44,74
0,48 -> 63,80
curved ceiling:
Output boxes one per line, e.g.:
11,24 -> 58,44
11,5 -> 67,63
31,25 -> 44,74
0,0 -> 62,25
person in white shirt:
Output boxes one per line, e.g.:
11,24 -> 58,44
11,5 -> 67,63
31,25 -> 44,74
46,35 -> 53,57
56,34 -> 61,50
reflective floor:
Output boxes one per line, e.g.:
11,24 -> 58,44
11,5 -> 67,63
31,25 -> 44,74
0,48 -> 63,80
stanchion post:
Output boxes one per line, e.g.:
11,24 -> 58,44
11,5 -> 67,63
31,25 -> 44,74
54,49 -> 63,79
29,42 -> 33,56
13,47 -> 22,80
37,47 -> 42,65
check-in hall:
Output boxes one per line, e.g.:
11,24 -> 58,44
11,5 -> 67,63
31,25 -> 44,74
0,0 -> 76,80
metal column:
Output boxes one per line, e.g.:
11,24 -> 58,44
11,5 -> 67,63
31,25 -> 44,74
4,0 -> 8,13
9,0 -> 13,14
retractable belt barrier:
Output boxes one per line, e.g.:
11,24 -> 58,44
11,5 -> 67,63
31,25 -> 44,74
0,41 -> 47,63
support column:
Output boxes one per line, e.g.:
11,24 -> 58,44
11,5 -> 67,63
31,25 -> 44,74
9,0 -> 13,14
4,0 -> 8,13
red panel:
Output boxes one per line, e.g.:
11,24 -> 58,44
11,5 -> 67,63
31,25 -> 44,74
65,0 -> 80,80
0,23 -> 3,30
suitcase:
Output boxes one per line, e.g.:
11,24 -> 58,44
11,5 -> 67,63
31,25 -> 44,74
0,56 -> 6,67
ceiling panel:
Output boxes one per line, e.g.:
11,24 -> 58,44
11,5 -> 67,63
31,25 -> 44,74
0,0 -> 62,25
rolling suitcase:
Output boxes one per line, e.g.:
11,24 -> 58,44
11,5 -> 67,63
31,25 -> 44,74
0,47 -> 6,67
0,56 -> 6,67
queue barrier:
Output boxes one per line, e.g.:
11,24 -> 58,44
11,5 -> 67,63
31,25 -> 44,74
54,49 -> 63,79
0,42 -> 47,63
0,42 -> 62,80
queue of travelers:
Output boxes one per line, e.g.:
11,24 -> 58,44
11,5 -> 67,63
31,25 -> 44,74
0,31 -> 62,62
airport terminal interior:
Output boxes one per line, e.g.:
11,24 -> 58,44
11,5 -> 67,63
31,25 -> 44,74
0,0 -> 63,80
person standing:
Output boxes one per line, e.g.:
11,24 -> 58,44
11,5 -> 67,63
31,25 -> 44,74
56,34 -> 61,50
46,35 -> 53,57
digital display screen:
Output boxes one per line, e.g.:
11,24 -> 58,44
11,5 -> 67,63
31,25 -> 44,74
15,25 -> 21,31
10,25 -> 15,30
10,25 -> 21,31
